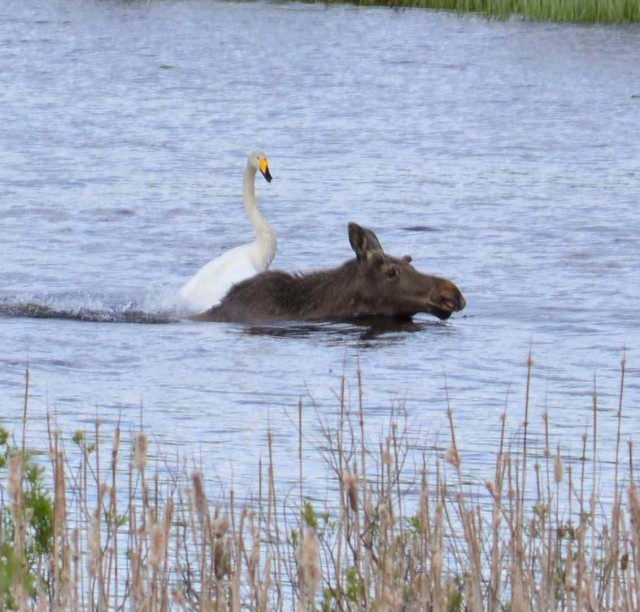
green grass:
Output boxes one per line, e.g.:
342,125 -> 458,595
314,0 -> 640,23
0,357 -> 638,609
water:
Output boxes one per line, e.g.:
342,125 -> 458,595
1,0 -> 638,503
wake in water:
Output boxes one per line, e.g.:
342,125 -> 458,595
0,289 -> 183,324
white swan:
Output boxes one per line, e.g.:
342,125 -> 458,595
179,150 -> 276,312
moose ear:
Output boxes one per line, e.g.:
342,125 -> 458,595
348,222 -> 384,265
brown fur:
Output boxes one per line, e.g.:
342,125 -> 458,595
192,223 -> 465,324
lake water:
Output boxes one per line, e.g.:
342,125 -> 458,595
1,0 -> 638,505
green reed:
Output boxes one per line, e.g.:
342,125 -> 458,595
317,0 -> 640,23
0,356 -> 637,609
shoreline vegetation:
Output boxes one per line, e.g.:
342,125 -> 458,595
1,357 -> 638,609
312,0 -> 640,24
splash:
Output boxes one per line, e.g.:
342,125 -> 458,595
0,290 -> 181,324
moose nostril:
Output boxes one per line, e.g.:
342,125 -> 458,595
441,290 -> 465,312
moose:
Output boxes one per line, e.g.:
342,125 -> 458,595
191,223 -> 466,325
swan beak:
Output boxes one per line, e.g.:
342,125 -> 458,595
259,158 -> 273,183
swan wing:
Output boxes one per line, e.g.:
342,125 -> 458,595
179,243 -> 259,312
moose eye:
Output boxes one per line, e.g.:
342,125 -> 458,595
387,267 -> 399,279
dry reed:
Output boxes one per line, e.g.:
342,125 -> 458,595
0,356 -> 636,609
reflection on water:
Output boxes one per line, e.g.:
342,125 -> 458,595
242,316 -> 442,344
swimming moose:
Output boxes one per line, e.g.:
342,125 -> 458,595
192,223 -> 466,324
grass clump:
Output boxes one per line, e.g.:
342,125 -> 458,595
0,367 -> 56,610
0,356 -> 638,609
315,0 -> 640,23
0,429 -> 55,609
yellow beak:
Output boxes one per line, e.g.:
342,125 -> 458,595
259,157 -> 272,183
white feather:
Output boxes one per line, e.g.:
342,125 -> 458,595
179,150 -> 276,312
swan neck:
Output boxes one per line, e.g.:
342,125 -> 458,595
242,162 -> 257,210
242,162 -> 274,243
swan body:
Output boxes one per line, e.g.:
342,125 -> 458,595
179,150 -> 275,312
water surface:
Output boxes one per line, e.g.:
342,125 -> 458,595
1,0 -> 638,500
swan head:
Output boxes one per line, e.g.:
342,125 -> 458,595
248,149 -> 272,183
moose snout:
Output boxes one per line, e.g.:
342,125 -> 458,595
439,283 -> 466,313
